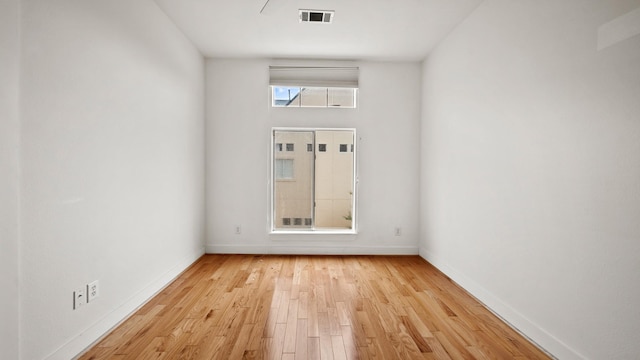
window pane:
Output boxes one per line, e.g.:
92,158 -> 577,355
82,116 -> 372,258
275,159 -> 294,179
328,88 -> 356,108
300,87 -> 328,107
273,87 -> 301,107
314,130 -> 354,230
273,131 -> 315,230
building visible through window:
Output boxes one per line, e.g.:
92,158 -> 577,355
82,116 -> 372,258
272,129 -> 356,232
272,86 -> 357,108
275,159 -> 294,179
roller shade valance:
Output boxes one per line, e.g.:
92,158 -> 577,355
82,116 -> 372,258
269,66 -> 359,88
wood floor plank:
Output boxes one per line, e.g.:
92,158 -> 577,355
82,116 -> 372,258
79,255 -> 551,360
284,299 -> 300,353
331,335 -> 348,360
227,323 -> 255,360
308,337 -> 321,360
295,319 -> 308,360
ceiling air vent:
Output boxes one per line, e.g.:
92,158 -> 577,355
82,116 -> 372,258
299,9 -> 334,24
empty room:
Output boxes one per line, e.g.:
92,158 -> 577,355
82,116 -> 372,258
1,0 -> 639,359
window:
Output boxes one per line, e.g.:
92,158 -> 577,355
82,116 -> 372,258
269,65 -> 358,108
275,143 -> 283,151
273,87 -> 301,107
272,87 -> 357,108
286,143 -> 294,151
275,159 -> 294,179
307,144 -> 313,152
328,88 -> 356,107
272,128 -> 356,233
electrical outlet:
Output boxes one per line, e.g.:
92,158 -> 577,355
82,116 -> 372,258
87,280 -> 99,302
394,227 -> 401,236
73,288 -> 85,309
235,225 -> 241,235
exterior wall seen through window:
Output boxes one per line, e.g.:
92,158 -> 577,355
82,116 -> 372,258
273,129 -> 355,232
272,87 -> 357,108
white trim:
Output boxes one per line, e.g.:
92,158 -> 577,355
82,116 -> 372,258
49,247 -> 205,360
419,247 -> 583,360
207,244 -> 418,255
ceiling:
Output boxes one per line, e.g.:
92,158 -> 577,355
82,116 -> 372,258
153,0 -> 483,61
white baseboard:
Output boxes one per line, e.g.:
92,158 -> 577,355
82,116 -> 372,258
47,247 -> 205,360
419,248 -> 584,360
206,244 -> 419,255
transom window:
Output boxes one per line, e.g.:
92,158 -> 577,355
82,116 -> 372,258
271,128 -> 356,233
269,65 -> 359,108
272,86 -> 357,108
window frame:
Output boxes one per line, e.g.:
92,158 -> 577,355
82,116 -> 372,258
271,86 -> 358,108
270,127 -> 358,235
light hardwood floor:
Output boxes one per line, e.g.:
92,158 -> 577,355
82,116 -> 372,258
79,255 -> 551,359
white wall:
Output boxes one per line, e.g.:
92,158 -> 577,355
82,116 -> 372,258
0,0 -> 21,359
421,0 -> 640,358
20,1 -> 205,359
206,59 -> 421,254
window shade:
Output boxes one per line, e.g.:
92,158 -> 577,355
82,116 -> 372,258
269,66 -> 359,88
